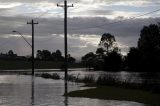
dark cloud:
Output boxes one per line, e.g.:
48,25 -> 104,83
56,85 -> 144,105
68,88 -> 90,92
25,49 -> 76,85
2,15 -> 158,36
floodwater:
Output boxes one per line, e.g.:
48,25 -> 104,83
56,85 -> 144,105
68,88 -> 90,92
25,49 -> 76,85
0,74 -> 145,106
40,69 -> 160,84
2,68 -> 160,83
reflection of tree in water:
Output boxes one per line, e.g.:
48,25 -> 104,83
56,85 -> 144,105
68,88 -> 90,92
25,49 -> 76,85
139,72 -> 160,93
140,72 -> 160,83
121,72 -> 140,83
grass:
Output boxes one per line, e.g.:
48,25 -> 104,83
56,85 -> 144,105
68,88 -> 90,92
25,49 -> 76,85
67,74 -> 95,83
65,85 -> 160,106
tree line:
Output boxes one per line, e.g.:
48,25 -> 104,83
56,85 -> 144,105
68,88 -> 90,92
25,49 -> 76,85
0,49 -> 76,63
81,23 -> 160,72
0,50 -> 26,60
36,49 -> 76,63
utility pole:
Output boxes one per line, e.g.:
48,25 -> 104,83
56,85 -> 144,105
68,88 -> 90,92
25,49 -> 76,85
27,19 -> 38,76
57,0 -> 73,94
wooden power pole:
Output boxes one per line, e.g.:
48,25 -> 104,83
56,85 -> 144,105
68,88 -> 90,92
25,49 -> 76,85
57,0 -> 73,94
27,19 -> 38,76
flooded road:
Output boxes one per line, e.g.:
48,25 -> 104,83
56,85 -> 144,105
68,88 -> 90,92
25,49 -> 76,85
0,74 -> 145,106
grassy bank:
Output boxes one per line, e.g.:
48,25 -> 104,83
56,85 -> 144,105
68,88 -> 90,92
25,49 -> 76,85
0,60 -> 83,70
66,85 -> 160,105
31,72 -> 160,105
63,74 -> 160,105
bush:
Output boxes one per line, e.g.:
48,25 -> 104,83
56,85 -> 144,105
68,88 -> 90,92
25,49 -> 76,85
52,73 -> 60,80
41,73 -> 60,80
41,73 -> 52,78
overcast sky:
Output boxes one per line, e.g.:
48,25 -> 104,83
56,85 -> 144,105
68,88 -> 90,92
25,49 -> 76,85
0,0 -> 160,59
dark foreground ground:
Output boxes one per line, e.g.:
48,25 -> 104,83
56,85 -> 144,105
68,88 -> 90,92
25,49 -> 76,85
66,85 -> 160,106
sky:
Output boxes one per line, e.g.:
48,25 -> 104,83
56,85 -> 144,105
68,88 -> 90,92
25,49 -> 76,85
0,0 -> 160,60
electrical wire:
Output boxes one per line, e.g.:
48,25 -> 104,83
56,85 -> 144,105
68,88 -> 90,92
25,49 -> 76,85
68,8 -> 160,31
33,0 -> 64,20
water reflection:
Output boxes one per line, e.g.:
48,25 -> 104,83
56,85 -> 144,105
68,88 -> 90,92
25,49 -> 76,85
64,96 -> 68,106
31,76 -> 34,106
0,75 -> 145,106
64,79 -> 68,106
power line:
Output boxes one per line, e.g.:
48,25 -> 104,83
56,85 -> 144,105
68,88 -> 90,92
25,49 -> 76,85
31,9 -> 160,43
68,8 -> 160,31
33,0 -> 64,20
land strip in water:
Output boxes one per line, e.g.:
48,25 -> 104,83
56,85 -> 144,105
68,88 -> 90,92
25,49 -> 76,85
66,85 -> 160,106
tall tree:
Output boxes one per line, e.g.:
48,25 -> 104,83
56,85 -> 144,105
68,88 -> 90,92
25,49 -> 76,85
138,24 -> 160,55
137,23 -> 160,71
98,33 -> 116,55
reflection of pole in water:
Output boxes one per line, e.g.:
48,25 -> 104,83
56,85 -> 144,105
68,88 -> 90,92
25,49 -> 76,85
31,76 -> 35,106
64,95 -> 68,106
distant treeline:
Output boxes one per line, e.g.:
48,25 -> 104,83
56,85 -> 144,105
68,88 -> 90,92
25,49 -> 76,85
0,49 -> 76,63
81,23 -> 160,72
36,49 -> 75,63
0,50 -> 26,60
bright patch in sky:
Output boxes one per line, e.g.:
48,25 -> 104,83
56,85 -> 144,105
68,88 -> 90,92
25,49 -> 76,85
0,3 -> 21,8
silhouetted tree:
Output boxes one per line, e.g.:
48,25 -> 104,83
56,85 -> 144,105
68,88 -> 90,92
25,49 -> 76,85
138,24 -> 160,54
8,50 -> 17,58
99,33 -> 116,55
52,50 -> 64,61
104,51 -> 122,71
82,52 -> 95,68
126,47 -> 143,71
82,52 -> 95,61
96,48 -> 104,55
68,54 -> 76,63
36,49 -> 67,61
41,50 -> 52,60
138,23 -> 160,71
55,50 -> 62,57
